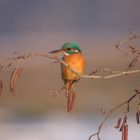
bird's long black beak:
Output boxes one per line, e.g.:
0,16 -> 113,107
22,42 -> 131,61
49,49 -> 64,54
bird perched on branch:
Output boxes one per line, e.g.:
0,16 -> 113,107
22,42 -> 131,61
50,42 -> 85,112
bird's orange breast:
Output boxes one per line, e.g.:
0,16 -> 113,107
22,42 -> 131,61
61,52 -> 85,82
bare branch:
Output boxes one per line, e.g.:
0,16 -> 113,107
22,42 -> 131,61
0,80 -> 3,96
88,89 -> 140,140
1,51 -> 140,81
82,69 -> 140,79
115,33 -> 140,49
0,33 -> 139,139
115,32 -> 140,70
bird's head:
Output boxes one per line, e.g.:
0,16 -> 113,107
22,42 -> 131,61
50,42 -> 81,56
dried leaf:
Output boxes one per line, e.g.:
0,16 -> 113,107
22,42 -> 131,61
115,118 -> 122,129
121,124 -> 125,140
127,103 -> 129,113
0,80 -> 3,96
122,124 -> 128,140
10,66 -> 23,96
136,111 -> 140,124
120,116 -> 127,131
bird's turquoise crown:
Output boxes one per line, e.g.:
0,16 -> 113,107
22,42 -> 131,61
61,42 -> 81,54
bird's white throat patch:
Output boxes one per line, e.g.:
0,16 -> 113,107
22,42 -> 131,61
64,52 -> 70,56
74,50 -> 79,52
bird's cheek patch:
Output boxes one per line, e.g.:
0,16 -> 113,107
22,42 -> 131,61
64,52 -> 70,56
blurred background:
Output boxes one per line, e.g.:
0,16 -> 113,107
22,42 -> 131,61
0,0 -> 140,140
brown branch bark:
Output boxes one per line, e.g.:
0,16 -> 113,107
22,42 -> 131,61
115,33 -> 140,70
115,33 -> 140,49
88,89 -> 140,140
1,51 -> 140,80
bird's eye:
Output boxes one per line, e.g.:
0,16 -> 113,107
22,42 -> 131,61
67,48 -> 71,51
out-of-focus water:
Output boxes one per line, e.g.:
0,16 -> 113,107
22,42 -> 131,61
0,109 -> 139,140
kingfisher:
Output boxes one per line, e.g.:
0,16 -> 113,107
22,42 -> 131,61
50,42 -> 85,112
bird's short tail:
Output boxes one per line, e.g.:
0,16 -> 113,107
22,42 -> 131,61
64,82 -> 76,112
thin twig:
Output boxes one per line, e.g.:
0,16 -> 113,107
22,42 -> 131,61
88,89 -> 140,140
116,33 -> 140,49
82,69 -> 140,79
24,53 -> 140,81
126,54 -> 140,70
115,33 -> 140,70
1,51 -> 140,80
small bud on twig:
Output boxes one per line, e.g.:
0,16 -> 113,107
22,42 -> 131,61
115,44 -> 119,49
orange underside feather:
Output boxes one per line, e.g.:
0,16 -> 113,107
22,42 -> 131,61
61,52 -> 85,112
62,52 -> 85,82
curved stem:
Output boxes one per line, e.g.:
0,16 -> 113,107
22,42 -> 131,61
88,89 -> 140,140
